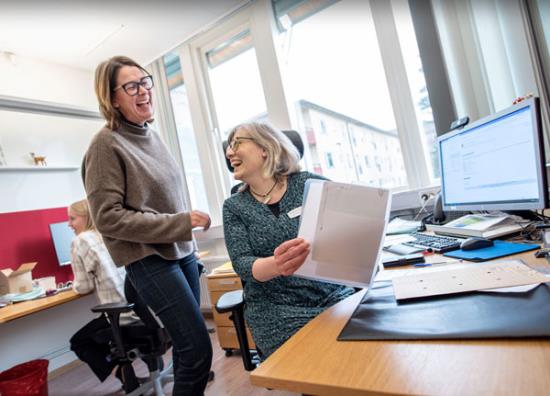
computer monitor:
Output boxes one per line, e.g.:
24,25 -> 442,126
49,221 -> 74,266
438,97 -> 547,212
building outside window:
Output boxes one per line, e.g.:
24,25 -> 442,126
275,0 -> 436,188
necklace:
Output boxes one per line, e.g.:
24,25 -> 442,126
250,180 -> 278,204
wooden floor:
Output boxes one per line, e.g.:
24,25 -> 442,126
48,319 -> 298,396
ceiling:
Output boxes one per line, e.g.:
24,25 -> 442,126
0,0 -> 246,71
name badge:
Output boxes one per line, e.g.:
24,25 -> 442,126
287,206 -> 302,219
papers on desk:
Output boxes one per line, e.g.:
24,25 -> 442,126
391,259 -> 550,300
296,180 -> 391,288
386,217 -> 421,235
426,214 -> 526,238
0,286 -> 45,303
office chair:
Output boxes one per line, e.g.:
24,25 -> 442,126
91,278 -> 173,395
216,129 -> 305,371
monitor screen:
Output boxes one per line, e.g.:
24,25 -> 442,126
438,97 -> 547,211
49,221 -> 74,266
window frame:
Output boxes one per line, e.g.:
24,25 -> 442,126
151,0 -> 444,225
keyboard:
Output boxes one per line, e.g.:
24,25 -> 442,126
403,232 -> 462,253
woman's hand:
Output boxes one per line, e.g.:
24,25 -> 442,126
190,210 -> 211,231
273,238 -> 310,276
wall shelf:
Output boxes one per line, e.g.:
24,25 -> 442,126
0,166 -> 79,171
0,95 -> 101,120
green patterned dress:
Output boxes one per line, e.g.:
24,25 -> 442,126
223,171 -> 355,358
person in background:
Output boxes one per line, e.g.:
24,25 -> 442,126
222,122 -> 356,359
82,56 -> 212,396
68,199 -> 138,387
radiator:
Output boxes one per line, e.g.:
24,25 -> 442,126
199,255 -> 230,310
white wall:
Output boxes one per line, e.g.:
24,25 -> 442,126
0,55 -> 102,372
0,55 -> 101,213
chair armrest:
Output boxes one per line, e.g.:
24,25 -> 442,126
215,290 -> 244,314
91,302 -> 135,315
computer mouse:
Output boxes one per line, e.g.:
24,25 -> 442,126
460,237 -> 494,251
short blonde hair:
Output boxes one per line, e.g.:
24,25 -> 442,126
69,199 -> 96,232
227,122 -> 301,182
94,56 -> 150,130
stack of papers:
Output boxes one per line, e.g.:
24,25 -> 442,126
386,217 -> 421,235
1,286 -> 45,303
211,262 -> 234,274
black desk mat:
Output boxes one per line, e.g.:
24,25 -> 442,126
339,281 -> 550,340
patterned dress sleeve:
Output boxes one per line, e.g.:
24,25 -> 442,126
222,199 -> 258,285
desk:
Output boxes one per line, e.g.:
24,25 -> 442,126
251,250 -> 550,395
0,290 -> 96,372
0,290 -> 81,324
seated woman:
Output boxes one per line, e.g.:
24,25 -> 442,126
222,122 -> 355,359
68,199 -> 137,385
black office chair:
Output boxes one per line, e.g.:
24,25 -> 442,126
216,129 -> 305,371
91,278 -> 173,395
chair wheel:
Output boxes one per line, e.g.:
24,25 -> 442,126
224,349 -> 233,357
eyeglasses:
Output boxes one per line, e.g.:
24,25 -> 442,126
228,137 -> 255,151
113,75 -> 154,96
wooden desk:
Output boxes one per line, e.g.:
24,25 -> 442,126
251,250 -> 550,395
0,290 -> 81,324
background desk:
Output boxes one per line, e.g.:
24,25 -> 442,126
0,290 -> 97,373
0,290 -> 81,323
251,250 -> 550,395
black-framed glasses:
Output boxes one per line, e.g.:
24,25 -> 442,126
228,137 -> 255,151
113,75 -> 154,96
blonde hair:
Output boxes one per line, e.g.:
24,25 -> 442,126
94,55 -> 150,130
69,199 -> 96,232
227,122 -> 301,183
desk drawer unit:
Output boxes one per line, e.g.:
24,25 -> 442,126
206,272 -> 256,352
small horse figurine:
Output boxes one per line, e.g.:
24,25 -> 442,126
30,152 -> 47,166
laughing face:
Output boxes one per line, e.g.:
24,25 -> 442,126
112,66 -> 154,126
226,128 -> 267,182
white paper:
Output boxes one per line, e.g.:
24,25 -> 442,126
392,259 -> 550,300
296,181 -> 391,288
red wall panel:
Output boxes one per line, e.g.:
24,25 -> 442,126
0,207 -> 74,284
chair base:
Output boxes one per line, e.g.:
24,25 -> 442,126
125,362 -> 174,396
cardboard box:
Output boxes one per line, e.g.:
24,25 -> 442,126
0,262 -> 37,295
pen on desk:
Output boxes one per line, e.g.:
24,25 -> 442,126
414,260 -> 462,268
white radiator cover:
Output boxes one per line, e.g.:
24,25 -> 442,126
199,255 -> 230,310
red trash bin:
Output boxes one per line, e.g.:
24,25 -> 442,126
0,359 -> 49,396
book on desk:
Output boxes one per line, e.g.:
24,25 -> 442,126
426,214 -> 527,239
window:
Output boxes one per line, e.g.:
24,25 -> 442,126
276,0 -> 409,188
325,152 -> 334,168
163,53 -> 210,212
204,29 -> 267,138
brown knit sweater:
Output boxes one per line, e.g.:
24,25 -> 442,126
81,121 -> 194,267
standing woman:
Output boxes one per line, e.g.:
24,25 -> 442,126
82,56 -> 212,395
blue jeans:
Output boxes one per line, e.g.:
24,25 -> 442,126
126,254 -> 212,396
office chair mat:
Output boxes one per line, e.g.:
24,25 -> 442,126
338,281 -> 550,340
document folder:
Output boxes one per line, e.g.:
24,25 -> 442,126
338,281 -> 550,341
442,240 -> 539,262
